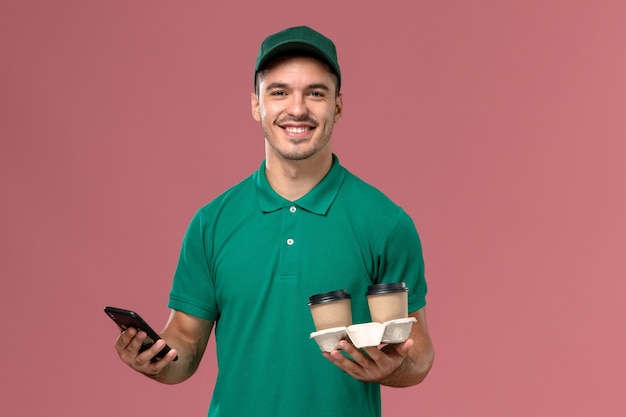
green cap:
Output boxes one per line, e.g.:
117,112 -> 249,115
254,26 -> 341,90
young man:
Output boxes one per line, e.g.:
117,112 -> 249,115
115,26 -> 434,417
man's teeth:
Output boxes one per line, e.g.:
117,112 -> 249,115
284,126 -> 310,133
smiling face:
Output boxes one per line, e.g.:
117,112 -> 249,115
251,56 -> 343,163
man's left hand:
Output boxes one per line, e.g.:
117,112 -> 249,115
322,338 -> 414,383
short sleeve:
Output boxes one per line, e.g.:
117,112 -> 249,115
377,209 -> 427,313
168,209 -> 220,321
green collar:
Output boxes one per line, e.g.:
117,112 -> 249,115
254,154 -> 346,215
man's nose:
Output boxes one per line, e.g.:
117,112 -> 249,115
286,94 -> 307,117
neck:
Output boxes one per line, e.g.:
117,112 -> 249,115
265,150 -> 333,201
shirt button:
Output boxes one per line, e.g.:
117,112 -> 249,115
290,206 -> 297,213
286,238 -> 294,246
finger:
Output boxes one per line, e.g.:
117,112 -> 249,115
135,342 -> 177,373
114,328 -> 141,360
327,342 -> 376,375
337,341 -> 375,367
381,338 -> 414,357
126,330 -> 149,355
133,338 -> 165,366
115,330 -> 151,366
398,337 -> 414,354
323,349 -> 362,377
142,339 -> 172,364
115,327 -> 137,349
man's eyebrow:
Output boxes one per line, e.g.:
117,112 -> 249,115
265,82 -> 331,91
265,82 -> 289,90
307,83 -> 331,91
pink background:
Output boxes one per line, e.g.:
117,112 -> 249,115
2,1 -> 625,416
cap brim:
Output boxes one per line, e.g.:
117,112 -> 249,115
257,41 -> 336,75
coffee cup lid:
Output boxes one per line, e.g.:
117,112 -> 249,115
366,282 -> 408,296
308,289 -> 351,306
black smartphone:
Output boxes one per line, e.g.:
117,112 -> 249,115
104,306 -> 178,362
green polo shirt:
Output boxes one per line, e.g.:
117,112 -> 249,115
169,154 -> 427,417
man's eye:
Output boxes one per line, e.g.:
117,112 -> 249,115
308,91 -> 324,97
271,91 -> 286,96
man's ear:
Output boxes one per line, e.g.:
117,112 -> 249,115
251,93 -> 261,121
334,93 -> 343,123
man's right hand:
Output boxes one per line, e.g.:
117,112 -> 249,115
113,310 -> 213,385
114,327 -> 178,377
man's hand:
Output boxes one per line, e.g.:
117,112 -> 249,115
113,310 -> 213,385
322,308 -> 434,387
322,339 -> 414,383
114,327 -> 179,377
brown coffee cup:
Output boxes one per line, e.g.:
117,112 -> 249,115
308,290 -> 352,331
366,282 -> 409,323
